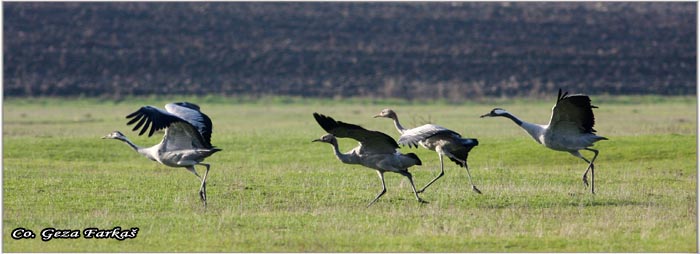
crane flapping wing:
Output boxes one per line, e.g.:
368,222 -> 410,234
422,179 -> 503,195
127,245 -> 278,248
162,121 -> 209,150
398,124 -> 461,148
313,112 -> 399,153
126,106 -> 182,137
125,104 -> 212,148
165,102 -> 214,147
548,89 -> 598,133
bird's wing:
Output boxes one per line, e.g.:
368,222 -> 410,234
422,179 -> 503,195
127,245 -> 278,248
165,102 -> 214,147
548,89 -> 598,133
126,105 -> 180,137
313,113 -> 399,153
125,105 -> 210,148
398,124 -> 461,148
162,121 -> 207,150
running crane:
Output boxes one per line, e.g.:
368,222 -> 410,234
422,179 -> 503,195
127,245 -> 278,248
102,102 -> 221,206
374,109 -> 481,194
480,89 -> 607,193
312,113 -> 427,207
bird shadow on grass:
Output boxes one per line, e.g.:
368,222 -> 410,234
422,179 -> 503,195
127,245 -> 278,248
473,193 -> 648,210
563,197 -> 647,208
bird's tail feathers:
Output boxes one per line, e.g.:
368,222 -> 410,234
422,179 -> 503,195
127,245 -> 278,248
447,138 -> 478,167
405,153 -> 422,166
195,147 -> 222,156
461,138 -> 479,147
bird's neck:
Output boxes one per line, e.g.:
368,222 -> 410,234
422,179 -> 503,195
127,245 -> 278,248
330,142 -> 358,165
500,112 -> 523,126
118,137 -> 141,151
391,116 -> 407,134
502,113 -> 545,144
119,137 -> 158,161
520,122 -> 546,144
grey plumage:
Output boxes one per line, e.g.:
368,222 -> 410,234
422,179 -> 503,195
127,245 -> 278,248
481,89 -> 607,194
374,109 -> 481,194
312,112 -> 426,207
103,102 -> 221,207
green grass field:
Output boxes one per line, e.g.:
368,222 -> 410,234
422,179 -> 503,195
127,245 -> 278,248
3,96 -> 697,252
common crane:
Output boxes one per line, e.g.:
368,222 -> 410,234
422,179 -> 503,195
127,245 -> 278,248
312,112 -> 427,207
102,102 -> 221,206
480,89 -> 607,194
374,109 -> 481,194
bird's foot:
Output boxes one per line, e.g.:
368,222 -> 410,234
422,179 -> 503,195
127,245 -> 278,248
199,180 -> 207,201
582,175 -> 589,187
199,187 -> 207,205
472,185 -> 483,194
416,189 -> 426,194
200,192 -> 207,208
417,198 -> 429,204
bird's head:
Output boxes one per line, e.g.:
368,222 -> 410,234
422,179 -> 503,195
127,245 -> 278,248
102,130 -> 127,141
480,108 -> 510,118
312,133 -> 338,145
373,108 -> 397,120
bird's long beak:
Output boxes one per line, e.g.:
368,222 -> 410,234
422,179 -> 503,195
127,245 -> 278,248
372,114 -> 381,118
479,113 -> 491,118
311,139 -> 321,143
101,135 -> 109,139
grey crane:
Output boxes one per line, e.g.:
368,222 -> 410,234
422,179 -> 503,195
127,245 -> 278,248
312,112 -> 427,207
102,102 -> 221,206
374,109 -> 481,194
480,89 -> 607,194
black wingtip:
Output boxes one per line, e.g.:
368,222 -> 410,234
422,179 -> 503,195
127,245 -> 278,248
139,119 -> 151,136
130,114 -> 146,130
313,112 -> 338,133
147,121 -> 156,137
125,110 -> 141,119
557,88 -> 569,102
126,110 -> 142,125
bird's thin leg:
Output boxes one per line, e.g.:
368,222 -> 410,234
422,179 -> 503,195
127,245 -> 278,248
444,152 -> 482,194
591,162 -> 595,195
398,171 -> 427,204
584,148 -> 600,194
572,151 -> 592,188
581,157 -> 591,188
417,153 -> 446,193
186,166 -> 201,178
367,171 -> 387,207
462,162 -> 482,194
571,151 -> 592,187
198,163 -> 210,207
